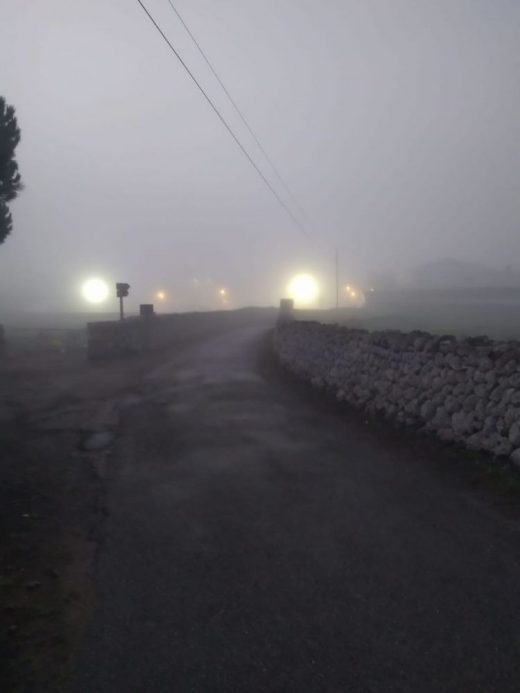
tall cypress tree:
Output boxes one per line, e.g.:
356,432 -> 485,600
0,96 -> 22,244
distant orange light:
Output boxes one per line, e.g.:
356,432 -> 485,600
156,290 -> 166,301
219,288 -> 227,297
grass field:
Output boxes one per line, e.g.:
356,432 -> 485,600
297,292 -> 520,341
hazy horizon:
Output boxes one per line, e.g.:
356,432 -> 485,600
2,0 -> 519,314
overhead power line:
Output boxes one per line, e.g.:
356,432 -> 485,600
165,0 -> 307,223
135,0 -> 309,237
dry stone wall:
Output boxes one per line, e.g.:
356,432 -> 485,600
87,313 -> 232,360
87,319 -> 143,359
87,309 -> 275,360
274,321 -> 520,465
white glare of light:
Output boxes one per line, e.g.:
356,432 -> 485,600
219,288 -> 227,296
81,278 -> 109,304
288,273 -> 319,306
156,290 -> 166,301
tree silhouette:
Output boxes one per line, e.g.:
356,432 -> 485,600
0,96 -> 22,244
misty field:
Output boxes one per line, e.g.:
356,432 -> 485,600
299,292 -> 520,341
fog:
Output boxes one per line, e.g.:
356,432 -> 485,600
1,0 -> 519,316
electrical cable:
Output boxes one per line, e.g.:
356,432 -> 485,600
135,0 -> 309,237
165,0 -> 308,223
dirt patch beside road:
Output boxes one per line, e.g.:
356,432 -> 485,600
0,348 -> 179,692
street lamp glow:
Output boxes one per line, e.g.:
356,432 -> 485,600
156,290 -> 166,301
287,273 -> 319,306
81,278 -> 109,305
219,288 -> 227,297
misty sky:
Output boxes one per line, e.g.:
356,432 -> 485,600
1,0 -> 519,312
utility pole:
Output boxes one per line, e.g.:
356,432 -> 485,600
335,248 -> 339,310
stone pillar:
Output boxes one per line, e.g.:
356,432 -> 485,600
140,304 -> 155,351
278,298 -> 295,324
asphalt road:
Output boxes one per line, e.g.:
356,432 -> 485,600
74,326 -> 520,692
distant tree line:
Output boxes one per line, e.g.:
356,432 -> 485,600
0,96 -> 22,244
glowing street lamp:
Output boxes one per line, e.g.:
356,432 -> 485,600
156,290 -> 166,301
81,278 -> 109,305
287,273 -> 319,307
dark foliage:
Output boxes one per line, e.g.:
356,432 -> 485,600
0,96 -> 22,244
0,201 -> 12,240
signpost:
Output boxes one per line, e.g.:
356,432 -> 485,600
116,282 -> 130,321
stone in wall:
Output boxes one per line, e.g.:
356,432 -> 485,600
273,321 -> 520,467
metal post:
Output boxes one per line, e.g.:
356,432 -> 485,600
116,283 -> 130,321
